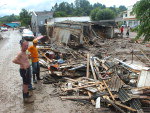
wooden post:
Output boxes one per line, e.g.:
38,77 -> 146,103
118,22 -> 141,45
86,55 -> 96,105
86,53 -> 90,78
90,59 -> 97,80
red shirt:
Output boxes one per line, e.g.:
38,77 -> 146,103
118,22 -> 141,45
120,27 -> 124,32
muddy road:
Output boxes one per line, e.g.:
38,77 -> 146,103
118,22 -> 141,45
0,30 -> 113,113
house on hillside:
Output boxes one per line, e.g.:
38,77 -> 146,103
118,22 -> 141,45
31,11 -> 53,36
122,5 -> 140,27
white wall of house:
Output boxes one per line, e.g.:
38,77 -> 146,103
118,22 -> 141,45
31,11 -> 53,36
37,13 -> 53,26
31,12 -> 38,36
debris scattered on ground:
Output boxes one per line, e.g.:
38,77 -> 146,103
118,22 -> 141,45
37,21 -> 150,113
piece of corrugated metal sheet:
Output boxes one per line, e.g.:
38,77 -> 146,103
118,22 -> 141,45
118,88 -> 132,103
137,70 -> 150,87
109,75 -> 125,92
130,99 -> 144,113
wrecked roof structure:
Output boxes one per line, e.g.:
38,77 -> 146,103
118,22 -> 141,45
46,19 -> 117,47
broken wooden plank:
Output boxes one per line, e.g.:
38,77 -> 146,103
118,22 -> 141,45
140,48 -> 150,64
90,58 -> 97,80
141,100 -> 150,104
64,77 -> 77,82
87,92 -> 96,105
130,95 -> 150,99
101,63 -> 109,70
41,53 -> 53,62
103,80 -> 115,101
63,81 -> 101,91
60,96 -> 90,100
86,53 -> 90,78
114,101 -> 137,112
132,86 -> 150,91
104,98 -> 126,113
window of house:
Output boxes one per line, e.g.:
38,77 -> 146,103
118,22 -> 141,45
40,21 -> 43,25
125,14 -> 127,17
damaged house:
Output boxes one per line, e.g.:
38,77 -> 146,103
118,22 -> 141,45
45,17 -> 117,47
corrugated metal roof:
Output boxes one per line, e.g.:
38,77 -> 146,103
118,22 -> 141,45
109,75 -> 125,92
3,23 -> 20,27
35,11 -> 53,15
118,88 -> 132,103
47,16 -> 91,25
130,99 -> 144,113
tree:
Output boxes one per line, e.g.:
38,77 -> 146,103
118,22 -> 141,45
53,2 -> 74,17
54,11 -> 67,17
119,5 -> 127,12
50,0 -> 122,18
90,8 -> 99,20
90,8 -> 115,21
0,14 -> 19,24
51,3 -> 58,11
132,0 -> 150,41
93,3 -> 106,9
74,0 -> 92,16
19,9 -> 31,26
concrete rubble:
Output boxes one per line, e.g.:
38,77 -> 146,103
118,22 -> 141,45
36,21 -> 150,113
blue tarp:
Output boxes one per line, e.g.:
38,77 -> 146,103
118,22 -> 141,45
4,23 -> 20,28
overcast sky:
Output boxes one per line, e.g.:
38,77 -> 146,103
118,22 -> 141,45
0,0 -> 139,17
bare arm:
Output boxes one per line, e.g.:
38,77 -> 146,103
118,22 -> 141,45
12,52 -> 22,65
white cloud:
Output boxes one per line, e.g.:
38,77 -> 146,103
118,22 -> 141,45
0,0 -> 139,17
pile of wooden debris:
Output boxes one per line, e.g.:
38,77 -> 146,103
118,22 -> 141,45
37,43 -> 150,113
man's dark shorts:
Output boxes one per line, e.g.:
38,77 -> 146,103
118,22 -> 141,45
19,68 -> 31,85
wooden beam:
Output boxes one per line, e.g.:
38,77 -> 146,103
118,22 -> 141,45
140,48 -> 150,64
104,98 -> 126,113
114,101 -> 137,112
103,80 -> 115,101
87,92 -> 96,105
63,81 -> 101,91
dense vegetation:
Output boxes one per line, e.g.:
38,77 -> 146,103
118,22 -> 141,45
132,0 -> 150,41
19,9 -> 31,26
0,14 -> 19,24
90,8 -> 115,21
0,9 -> 31,27
51,0 -> 127,20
